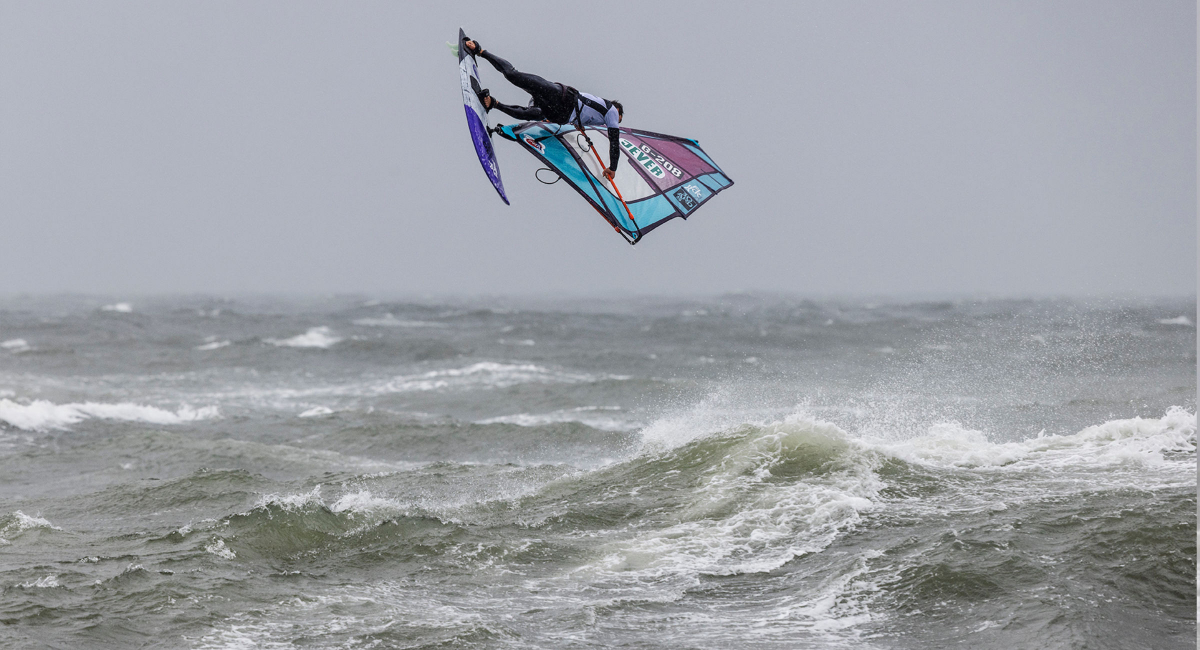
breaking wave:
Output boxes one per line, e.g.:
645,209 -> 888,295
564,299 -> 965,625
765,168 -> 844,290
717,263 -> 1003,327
266,326 -> 343,348
0,399 -> 220,431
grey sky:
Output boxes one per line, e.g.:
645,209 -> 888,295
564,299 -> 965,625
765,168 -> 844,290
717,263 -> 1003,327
1,1 -> 1194,296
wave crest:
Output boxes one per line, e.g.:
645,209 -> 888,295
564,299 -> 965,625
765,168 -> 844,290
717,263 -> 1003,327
0,399 -> 220,431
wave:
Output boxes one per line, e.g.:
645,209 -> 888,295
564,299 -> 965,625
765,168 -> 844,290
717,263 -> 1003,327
374,361 -> 606,394
476,406 -> 637,431
0,398 -> 220,431
195,339 -> 231,351
1,339 -> 30,353
177,406 -> 1195,647
266,326 -> 343,349
352,314 -> 444,328
15,575 -> 61,589
582,416 -> 880,579
865,406 -> 1195,472
0,511 -> 61,544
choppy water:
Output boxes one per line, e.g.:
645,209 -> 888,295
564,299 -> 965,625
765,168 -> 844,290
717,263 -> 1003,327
0,295 -> 1194,649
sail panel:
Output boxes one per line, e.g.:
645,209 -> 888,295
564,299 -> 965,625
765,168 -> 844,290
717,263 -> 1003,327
498,122 -> 733,243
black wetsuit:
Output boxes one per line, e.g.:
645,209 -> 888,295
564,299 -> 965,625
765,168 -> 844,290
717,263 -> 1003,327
479,50 -> 621,171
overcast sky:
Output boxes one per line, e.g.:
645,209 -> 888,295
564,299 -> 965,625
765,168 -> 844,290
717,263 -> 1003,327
1,1 -> 1194,297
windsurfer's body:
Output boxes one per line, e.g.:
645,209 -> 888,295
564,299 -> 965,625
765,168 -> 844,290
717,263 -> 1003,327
464,39 -> 623,179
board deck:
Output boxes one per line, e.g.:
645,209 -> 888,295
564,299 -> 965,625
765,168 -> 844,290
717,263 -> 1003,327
457,28 -> 508,204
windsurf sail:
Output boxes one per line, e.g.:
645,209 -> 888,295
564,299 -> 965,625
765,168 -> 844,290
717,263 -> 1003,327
496,122 -> 733,244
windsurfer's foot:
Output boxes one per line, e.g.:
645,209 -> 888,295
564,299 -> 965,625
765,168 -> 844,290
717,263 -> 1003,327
463,39 -> 483,56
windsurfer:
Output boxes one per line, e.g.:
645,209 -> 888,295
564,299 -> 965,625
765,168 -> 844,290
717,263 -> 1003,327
464,38 -> 623,179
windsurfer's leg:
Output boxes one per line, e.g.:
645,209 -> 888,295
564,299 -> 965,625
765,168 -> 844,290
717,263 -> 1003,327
492,102 -> 544,121
478,51 -> 561,102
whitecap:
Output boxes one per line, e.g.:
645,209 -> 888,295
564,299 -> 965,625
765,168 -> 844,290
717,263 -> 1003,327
329,490 -> 402,519
868,407 -> 1196,470
298,406 -> 333,418
266,327 -> 343,349
353,314 -> 442,328
477,406 -> 635,431
0,511 -> 61,544
205,538 -> 236,559
587,415 -> 880,582
17,575 -> 60,589
195,340 -> 231,351
254,485 -> 323,511
374,362 -> 601,394
0,399 -> 220,431
1,339 -> 30,352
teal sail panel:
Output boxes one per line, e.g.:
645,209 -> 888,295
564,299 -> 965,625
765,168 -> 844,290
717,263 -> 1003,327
496,123 -> 733,244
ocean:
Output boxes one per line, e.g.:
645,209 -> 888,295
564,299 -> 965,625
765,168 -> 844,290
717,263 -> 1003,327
0,294 -> 1194,649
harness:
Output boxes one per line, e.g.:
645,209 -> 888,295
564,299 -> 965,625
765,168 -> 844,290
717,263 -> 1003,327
572,92 -> 613,127
539,84 -> 578,124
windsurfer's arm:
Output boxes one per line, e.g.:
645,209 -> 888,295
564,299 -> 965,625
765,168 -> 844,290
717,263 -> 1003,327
604,106 -> 621,174
607,127 -> 621,174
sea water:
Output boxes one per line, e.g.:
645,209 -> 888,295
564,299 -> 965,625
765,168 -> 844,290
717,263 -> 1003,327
0,295 -> 1193,648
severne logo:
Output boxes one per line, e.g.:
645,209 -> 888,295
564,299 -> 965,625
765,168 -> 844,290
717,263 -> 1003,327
619,139 -> 666,179
522,135 -> 545,154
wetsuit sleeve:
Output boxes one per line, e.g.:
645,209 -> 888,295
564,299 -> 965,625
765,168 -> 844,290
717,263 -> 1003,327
608,127 -> 620,171
605,106 -> 621,171
494,102 -> 544,121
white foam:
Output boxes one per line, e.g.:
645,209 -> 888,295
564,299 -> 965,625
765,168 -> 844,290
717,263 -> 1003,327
352,314 -> 442,328
254,485 -> 323,511
196,340 -> 231,351
298,406 -> 333,418
0,511 -> 61,544
17,575 -> 60,589
637,391 -> 780,452
193,582 -> 484,650
187,361 -> 615,411
867,407 -> 1196,471
1157,315 -> 1193,326
376,362 -> 599,394
205,538 -> 236,559
101,302 -> 133,313
581,415 -> 880,593
266,327 -> 343,349
477,406 -> 636,431
329,490 -> 403,519
1,339 -> 30,352
0,399 -> 220,431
